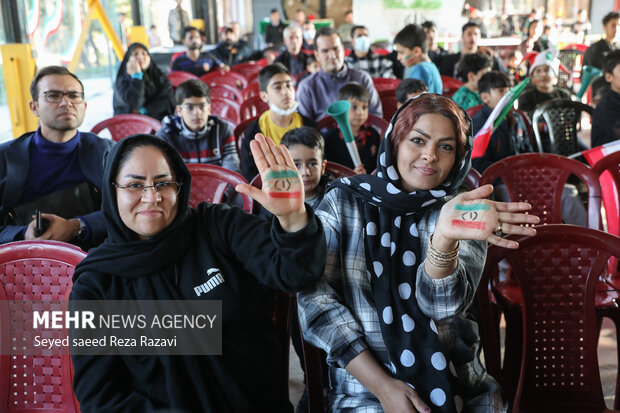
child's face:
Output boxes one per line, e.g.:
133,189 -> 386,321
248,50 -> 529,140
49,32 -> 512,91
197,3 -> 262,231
307,61 -> 321,74
481,86 -> 509,109
260,73 -> 295,111
348,98 -> 369,130
396,92 -> 423,109
177,96 -> 210,132
531,65 -> 555,89
288,144 -> 326,198
395,44 -> 418,67
469,67 -> 491,89
605,63 -> 620,94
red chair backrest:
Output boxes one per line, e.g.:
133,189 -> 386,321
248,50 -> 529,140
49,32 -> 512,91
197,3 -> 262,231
239,96 -> 269,122
378,89 -> 398,122
200,70 -> 248,91
0,240 -> 86,413
372,77 -> 401,92
234,116 -> 259,159
316,114 -> 389,140
479,153 -> 602,229
90,114 -> 162,142
592,150 -> 620,274
186,163 -> 253,213
167,71 -> 199,88
207,83 -> 243,103
483,225 -> 620,413
465,104 -> 482,118
210,97 -> 241,126
373,48 -> 390,56
242,82 -> 260,101
230,62 -> 263,81
441,75 -> 463,97
325,161 -> 356,178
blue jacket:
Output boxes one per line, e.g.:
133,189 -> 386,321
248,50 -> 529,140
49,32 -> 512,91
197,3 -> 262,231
0,131 -> 114,244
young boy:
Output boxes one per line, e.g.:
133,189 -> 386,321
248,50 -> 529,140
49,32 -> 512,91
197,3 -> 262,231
156,79 -> 239,172
452,52 -> 493,109
240,63 -> 316,181
395,78 -> 428,108
324,82 -> 381,174
517,49 -> 571,119
393,24 -> 443,94
591,50 -> 620,147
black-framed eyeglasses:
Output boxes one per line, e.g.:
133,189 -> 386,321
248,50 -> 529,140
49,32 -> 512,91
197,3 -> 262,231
113,181 -> 182,197
38,90 -> 85,103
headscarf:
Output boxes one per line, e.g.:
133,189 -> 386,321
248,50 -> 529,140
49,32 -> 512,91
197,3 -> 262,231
329,93 -> 473,412
74,134 -> 194,281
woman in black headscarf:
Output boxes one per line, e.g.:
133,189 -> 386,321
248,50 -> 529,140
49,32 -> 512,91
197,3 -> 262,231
113,43 -> 175,120
69,133 -> 326,412
298,93 -> 539,413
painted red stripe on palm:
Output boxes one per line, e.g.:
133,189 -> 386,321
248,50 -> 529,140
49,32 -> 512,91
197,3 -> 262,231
268,192 -> 302,198
451,219 -> 486,230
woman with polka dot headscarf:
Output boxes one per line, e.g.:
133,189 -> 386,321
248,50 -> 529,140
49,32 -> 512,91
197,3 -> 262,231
298,93 -> 539,412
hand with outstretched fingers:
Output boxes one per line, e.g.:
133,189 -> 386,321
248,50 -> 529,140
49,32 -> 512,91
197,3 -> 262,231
236,133 -> 308,232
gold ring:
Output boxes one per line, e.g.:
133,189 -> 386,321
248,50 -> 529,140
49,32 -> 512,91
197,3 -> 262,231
495,223 -> 503,236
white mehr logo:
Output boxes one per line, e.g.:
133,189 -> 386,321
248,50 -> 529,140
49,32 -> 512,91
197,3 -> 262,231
193,268 -> 225,296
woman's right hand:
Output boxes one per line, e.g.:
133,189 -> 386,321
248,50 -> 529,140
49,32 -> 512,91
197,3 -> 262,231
377,377 -> 430,413
126,56 -> 141,75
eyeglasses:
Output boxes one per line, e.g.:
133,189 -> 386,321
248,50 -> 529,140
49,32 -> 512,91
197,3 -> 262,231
113,181 -> 182,197
38,90 -> 85,103
180,103 -> 209,112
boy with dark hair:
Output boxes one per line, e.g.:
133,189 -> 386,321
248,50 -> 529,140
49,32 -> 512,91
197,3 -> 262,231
156,79 -> 239,172
583,11 -> 620,102
393,24 -> 443,94
240,63 -> 316,181
452,52 -> 493,109
395,78 -> 428,108
592,50 -> 620,147
170,26 -> 225,77
324,82 -> 381,174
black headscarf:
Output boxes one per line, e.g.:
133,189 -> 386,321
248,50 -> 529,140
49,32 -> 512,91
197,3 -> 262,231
74,134 -> 194,281
116,43 -> 159,95
329,93 -> 473,412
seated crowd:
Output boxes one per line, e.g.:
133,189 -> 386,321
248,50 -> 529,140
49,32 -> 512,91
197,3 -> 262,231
2,8 -> 619,413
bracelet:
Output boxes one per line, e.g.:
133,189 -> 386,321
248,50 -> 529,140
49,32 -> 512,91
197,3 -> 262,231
427,234 -> 459,268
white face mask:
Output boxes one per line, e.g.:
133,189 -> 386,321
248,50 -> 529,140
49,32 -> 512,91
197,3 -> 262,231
303,30 -> 316,40
269,101 -> 299,116
353,36 -> 371,52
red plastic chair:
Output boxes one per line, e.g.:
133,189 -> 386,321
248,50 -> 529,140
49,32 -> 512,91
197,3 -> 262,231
210,97 -> 241,126
206,82 -> 243,103
481,225 -> 620,413
325,161 -> 356,178
186,163 -> 253,213
371,77 -> 401,92
239,96 -> 269,122
200,69 -> 248,91
90,114 -> 162,142
441,75 -> 463,97
378,89 -> 398,122
242,82 -> 260,101
230,62 -> 263,81
317,114 -> 390,140
0,240 -> 86,413
234,116 -> 259,162
465,104 -> 482,118
167,71 -> 199,88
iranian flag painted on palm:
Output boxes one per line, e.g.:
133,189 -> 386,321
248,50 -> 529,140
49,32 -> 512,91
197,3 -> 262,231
471,78 -> 531,159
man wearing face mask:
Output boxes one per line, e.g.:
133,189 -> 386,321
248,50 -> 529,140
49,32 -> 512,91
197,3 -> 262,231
345,25 -> 394,78
302,21 -> 316,51
275,25 -> 309,76
171,27 -> 226,77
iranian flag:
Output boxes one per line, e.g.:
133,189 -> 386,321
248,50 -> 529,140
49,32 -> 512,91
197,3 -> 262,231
471,78 -> 531,159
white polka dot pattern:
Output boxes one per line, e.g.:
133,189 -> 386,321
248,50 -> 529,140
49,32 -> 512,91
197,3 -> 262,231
400,349 -> 415,367
430,388 -> 446,406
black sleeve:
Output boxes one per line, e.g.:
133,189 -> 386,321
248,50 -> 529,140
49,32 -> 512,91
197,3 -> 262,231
114,75 -> 146,112
203,203 -> 326,293
144,74 -> 175,120
517,90 -> 535,115
240,120 -> 260,181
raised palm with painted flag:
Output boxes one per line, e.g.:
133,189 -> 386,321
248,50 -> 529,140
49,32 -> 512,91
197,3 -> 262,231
472,78 -> 531,159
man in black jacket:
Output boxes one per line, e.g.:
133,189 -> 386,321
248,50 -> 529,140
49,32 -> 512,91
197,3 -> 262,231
0,65 -> 113,248
274,25 -> 308,76
583,11 -> 619,103
264,8 -> 285,48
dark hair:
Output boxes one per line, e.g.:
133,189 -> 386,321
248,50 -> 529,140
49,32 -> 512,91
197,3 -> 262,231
223,27 -> 234,34
603,11 -> 620,26
338,82 -> 370,102
395,79 -> 428,103
604,50 -> 620,74
174,79 -> 210,105
281,126 -> 325,158
393,24 -> 427,53
391,94 -> 469,179
258,63 -> 292,91
344,10 -> 353,16
182,26 -> 199,40
456,52 -> 493,81
477,71 -> 512,94
351,25 -> 367,38
421,20 -> 436,30
30,65 -> 84,100
305,55 -> 317,67
314,26 -> 339,45
270,8 -> 278,14
461,22 -> 480,34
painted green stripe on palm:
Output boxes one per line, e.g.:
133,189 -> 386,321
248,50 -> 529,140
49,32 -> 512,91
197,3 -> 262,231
264,170 -> 299,180
454,204 -> 491,211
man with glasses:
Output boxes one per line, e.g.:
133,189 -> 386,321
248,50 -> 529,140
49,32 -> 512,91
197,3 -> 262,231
156,79 -> 239,172
0,65 -> 114,248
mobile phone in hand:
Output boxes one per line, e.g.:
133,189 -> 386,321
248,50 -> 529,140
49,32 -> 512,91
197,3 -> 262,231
35,210 -> 50,237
